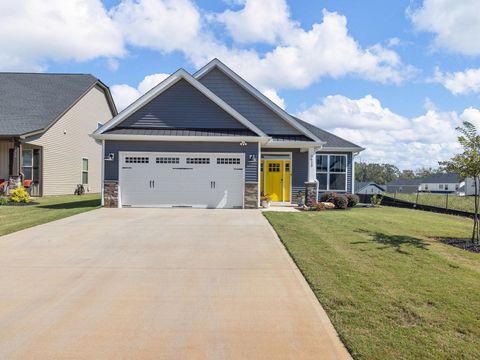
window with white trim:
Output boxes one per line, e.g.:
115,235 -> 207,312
156,157 -> 179,164
22,149 -> 33,180
186,157 -> 210,164
217,158 -> 240,164
316,155 -> 347,192
82,158 -> 88,185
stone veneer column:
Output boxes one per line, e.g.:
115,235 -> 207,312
104,181 -> 119,208
304,181 -> 318,206
244,182 -> 259,209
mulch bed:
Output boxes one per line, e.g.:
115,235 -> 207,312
436,237 -> 480,253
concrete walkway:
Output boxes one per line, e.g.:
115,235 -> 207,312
0,209 -> 350,359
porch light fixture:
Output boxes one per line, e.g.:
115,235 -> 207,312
239,141 -> 247,146
104,153 -> 115,161
249,154 -> 257,162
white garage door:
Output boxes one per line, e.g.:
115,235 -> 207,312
119,152 -> 245,208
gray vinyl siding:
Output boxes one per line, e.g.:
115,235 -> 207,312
316,151 -> 353,194
104,140 -> 259,182
261,148 -> 308,201
198,68 -> 302,135
118,79 -> 248,130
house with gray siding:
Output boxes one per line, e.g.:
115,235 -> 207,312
93,59 -> 364,208
0,73 -> 116,196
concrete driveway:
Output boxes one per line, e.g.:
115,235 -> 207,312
0,209 -> 350,359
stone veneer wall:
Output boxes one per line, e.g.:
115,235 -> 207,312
244,182 -> 259,209
104,181 -> 119,208
305,181 -> 318,206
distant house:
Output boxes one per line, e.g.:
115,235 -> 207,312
385,178 -> 422,194
0,73 -> 117,196
355,182 -> 385,195
386,173 -> 460,194
458,178 -> 478,196
417,173 -> 460,193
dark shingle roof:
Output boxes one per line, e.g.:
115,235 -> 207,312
355,181 -> 386,192
0,73 -> 98,136
292,117 -> 364,150
270,134 -> 313,142
104,127 -> 257,137
420,173 -> 459,183
387,178 -> 423,186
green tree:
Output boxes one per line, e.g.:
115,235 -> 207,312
440,121 -> 480,243
355,162 -> 400,184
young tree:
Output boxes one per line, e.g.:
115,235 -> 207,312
440,121 -> 480,243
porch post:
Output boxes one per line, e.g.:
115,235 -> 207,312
305,147 -> 319,206
11,139 -> 22,177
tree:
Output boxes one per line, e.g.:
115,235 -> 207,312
399,169 -> 415,179
355,162 -> 400,184
440,121 -> 480,244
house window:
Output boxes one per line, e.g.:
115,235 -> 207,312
22,149 -> 33,180
425,184 -> 429,190
82,158 -> 88,185
186,157 -> 210,164
316,154 -> 347,192
445,184 -> 449,191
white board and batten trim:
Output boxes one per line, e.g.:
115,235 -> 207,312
118,151 -> 245,209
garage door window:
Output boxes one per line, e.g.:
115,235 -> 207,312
126,156 -> 149,164
156,157 -> 179,164
186,157 -> 210,164
217,158 -> 240,164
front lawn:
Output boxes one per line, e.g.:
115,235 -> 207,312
0,194 -> 101,237
385,192 -> 475,213
264,207 -> 480,360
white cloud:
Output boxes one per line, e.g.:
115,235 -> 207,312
433,67 -> 480,95
111,73 -> 169,111
297,95 -> 473,169
409,0 -> 480,56
215,0 -> 294,44
110,0 -> 201,53
262,89 -> 286,109
0,0 -> 124,71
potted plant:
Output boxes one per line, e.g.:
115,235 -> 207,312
296,191 -> 305,206
261,194 -> 272,208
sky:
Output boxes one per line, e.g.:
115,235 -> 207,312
1,0 -> 480,170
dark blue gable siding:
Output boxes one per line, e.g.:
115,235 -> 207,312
117,79 -> 248,130
198,68 -> 302,135
104,140 -> 259,183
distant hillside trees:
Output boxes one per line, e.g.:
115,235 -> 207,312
355,163 -> 444,184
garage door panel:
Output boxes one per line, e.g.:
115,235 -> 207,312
119,152 -> 245,208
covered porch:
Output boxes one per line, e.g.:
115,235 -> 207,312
0,138 -> 42,196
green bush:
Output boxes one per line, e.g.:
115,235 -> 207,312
0,196 -> 8,205
371,194 -> 383,206
333,195 -> 348,209
319,192 -> 337,203
347,194 -> 360,207
9,187 -> 30,203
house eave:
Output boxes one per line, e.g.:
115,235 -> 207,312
262,141 -> 324,148
90,133 -> 271,144
318,146 -> 365,153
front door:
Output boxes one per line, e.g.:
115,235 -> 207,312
261,159 -> 291,202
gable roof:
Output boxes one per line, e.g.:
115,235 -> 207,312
355,181 -> 386,192
294,117 -> 364,151
95,69 -> 267,139
194,59 -> 324,144
387,178 -> 423,186
0,73 -> 115,137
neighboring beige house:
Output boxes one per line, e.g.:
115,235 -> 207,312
0,73 -> 116,196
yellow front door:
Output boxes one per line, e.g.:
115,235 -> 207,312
265,160 -> 283,201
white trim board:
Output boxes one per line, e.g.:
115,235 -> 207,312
194,59 -> 325,145
93,69 -> 267,139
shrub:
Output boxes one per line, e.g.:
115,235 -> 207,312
371,194 -> 383,206
346,194 -> 360,208
9,187 -> 30,203
315,202 -> 325,211
319,192 -> 336,203
333,195 -> 348,209
0,196 -> 8,205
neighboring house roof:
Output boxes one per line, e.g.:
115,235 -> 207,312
387,178 -> 423,186
355,182 -> 386,192
420,173 -> 460,184
293,117 -> 364,151
0,73 -> 115,137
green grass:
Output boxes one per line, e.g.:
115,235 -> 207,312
385,192 -> 475,213
0,194 -> 101,237
264,207 -> 480,360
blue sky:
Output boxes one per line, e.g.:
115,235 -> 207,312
1,0 -> 479,169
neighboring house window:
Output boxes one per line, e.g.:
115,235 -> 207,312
439,184 -> 443,189
22,149 -> 33,180
425,184 -> 428,190
316,155 -> 347,191
445,184 -> 449,191
82,158 -> 88,185
456,184 -> 459,190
